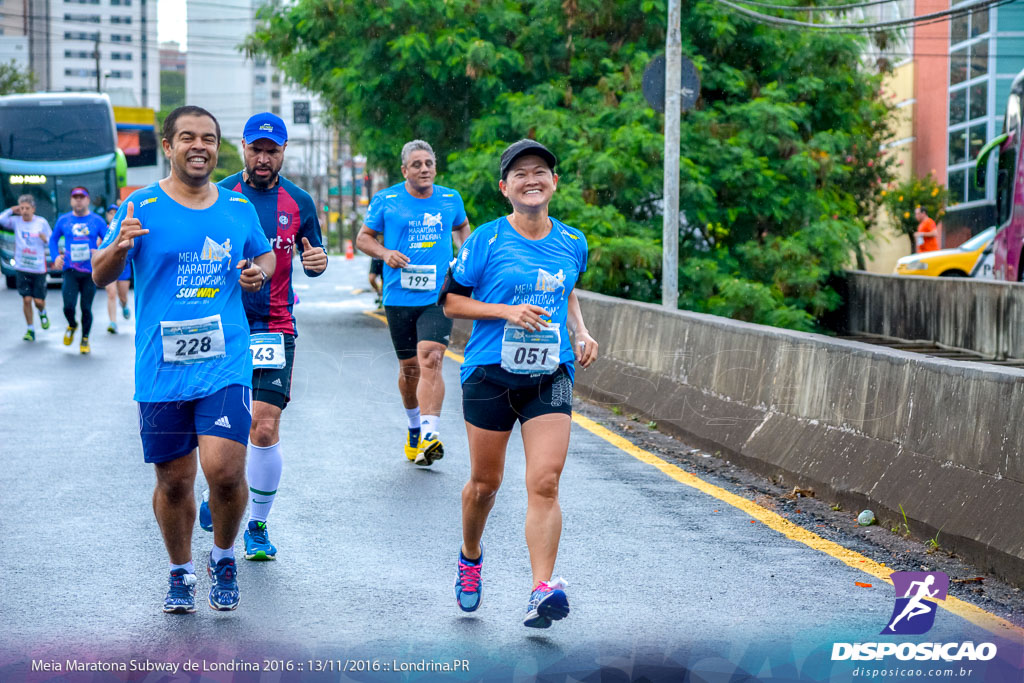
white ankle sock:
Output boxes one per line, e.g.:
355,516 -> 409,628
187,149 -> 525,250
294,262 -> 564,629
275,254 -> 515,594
405,406 -> 421,430
211,544 -> 234,563
421,415 -> 439,436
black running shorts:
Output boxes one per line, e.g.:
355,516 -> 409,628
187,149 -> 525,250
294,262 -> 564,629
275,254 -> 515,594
252,333 -> 296,410
16,271 -> 47,299
369,258 -> 384,276
384,303 -> 453,360
461,364 -> 574,432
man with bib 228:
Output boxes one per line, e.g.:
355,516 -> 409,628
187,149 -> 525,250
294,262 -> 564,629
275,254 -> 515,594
50,186 -> 108,354
356,140 -> 470,466
196,112 -> 327,562
93,105 -> 275,614
440,139 -> 597,628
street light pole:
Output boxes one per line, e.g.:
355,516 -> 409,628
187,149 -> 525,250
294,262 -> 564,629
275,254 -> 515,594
662,0 -> 681,309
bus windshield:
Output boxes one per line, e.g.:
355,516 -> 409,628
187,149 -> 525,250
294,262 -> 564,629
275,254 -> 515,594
0,103 -> 116,161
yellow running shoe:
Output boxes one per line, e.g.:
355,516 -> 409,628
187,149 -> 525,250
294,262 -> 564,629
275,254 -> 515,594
80,336 -> 90,354
404,428 -> 421,461
63,325 -> 76,346
415,433 -> 444,467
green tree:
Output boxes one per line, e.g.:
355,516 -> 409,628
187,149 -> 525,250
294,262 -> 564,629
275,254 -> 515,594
0,60 -> 35,96
161,70 -> 186,109
213,139 -> 244,183
248,0 -> 896,331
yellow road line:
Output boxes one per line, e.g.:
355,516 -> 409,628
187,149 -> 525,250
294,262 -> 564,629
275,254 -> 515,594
570,412 -> 1024,641
363,307 -> 1022,640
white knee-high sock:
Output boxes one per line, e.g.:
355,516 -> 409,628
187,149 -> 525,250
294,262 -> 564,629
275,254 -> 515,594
247,441 -> 283,523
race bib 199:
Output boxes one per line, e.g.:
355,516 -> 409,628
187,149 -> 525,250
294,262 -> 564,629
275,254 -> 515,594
70,242 -> 91,262
160,314 -> 226,365
250,332 -> 286,369
400,264 -> 437,291
500,322 -> 560,375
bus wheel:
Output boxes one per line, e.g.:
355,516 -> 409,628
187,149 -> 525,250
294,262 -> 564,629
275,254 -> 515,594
5,275 -> 15,290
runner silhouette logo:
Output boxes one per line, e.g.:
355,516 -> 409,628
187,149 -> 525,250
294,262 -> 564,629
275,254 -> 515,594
881,571 -> 948,635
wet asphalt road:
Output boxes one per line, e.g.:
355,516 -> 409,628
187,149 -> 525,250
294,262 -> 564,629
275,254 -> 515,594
0,257 -> 1021,682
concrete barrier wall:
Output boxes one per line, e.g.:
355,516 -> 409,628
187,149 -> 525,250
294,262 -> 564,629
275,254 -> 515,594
845,270 -> 1024,359
452,290 -> 1024,585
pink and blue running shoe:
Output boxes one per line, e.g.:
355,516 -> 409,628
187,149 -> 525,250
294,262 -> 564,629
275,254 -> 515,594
163,568 -> 197,614
455,549 -> 483,612
207,554 -> 240,611
523,577 -> 570,628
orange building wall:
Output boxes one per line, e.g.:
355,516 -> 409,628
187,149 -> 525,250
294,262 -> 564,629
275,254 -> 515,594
913,0 -> 950,189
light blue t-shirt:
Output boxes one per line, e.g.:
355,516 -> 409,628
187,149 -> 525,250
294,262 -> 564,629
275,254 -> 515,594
101,183 -> 272,403
49,211 -> 108,273
451,216 -> 588,384
364,182 -> 467,306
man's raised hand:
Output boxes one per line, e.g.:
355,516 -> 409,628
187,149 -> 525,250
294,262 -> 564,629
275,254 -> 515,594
116,202 -> 149,249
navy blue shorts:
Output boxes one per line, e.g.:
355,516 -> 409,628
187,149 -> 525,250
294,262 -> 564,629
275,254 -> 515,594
137,384 -> 252,464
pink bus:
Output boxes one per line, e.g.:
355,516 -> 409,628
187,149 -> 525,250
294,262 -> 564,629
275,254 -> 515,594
976,69 -> 1024,281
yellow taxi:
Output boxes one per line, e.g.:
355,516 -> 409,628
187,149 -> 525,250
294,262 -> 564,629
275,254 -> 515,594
894,226 -> 995,277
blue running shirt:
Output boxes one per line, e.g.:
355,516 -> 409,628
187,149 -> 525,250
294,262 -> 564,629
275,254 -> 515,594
101,183 -> 272,402
364,182 -> 467,306
450,216 -> 587,384
49,211 -> 108,273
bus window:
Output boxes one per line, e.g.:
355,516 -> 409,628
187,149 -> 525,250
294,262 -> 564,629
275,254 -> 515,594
0,103 -> 116,161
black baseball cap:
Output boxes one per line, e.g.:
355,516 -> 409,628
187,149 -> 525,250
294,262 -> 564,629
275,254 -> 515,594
499,139 -> 557,180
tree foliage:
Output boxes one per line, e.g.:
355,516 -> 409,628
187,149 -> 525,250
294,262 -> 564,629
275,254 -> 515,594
249,0 -> 896,331
0,60 -> 35,96
160,70 -> 186,109
213,139 -> 244,183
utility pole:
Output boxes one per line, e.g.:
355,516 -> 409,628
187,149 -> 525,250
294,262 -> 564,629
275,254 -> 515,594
662,0 -> 681,309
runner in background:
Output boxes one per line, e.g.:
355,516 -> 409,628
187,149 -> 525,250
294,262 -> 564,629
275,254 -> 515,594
1,195 -> 52,341
356,140 -> 470,466
49,187 -> 107,353
196,112 -> 327,562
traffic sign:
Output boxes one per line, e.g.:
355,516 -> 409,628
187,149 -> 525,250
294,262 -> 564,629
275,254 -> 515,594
643,55 -> 701,113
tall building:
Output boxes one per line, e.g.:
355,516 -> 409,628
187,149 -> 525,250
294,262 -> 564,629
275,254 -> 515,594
864,0 -> 1024,272
2,0 -> 158,107
186,0 -> 277,147
159,40 -> 185,73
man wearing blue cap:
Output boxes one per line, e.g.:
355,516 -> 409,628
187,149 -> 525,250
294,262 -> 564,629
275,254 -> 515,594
199,112 -> 328,562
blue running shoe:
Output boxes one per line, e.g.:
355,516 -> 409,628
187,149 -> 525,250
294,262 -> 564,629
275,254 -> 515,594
163,568 -> 197,614
523,577 -> 570,628
455,548 -> 483,612
243,520 -> 277,561
207,554 -> 240,611
198,492 -> 212,532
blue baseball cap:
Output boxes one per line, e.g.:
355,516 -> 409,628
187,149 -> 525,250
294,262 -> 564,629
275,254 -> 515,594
243,112 -> 288,145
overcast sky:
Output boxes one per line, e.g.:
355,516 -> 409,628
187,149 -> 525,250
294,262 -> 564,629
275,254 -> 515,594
159,0 -> 187,49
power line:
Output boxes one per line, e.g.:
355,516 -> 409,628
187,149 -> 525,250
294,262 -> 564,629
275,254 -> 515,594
736,0 -> 908,12
716,0 -> 1017,31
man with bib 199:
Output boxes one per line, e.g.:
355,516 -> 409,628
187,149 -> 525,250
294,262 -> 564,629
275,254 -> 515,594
356,140 -> 470,466
93,105 -> 275,615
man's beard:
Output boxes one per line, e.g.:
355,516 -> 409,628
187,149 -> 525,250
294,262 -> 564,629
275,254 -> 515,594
247,166 -> 278,190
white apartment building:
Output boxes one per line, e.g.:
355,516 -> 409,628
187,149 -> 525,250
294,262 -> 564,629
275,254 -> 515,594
187,0 -> 328,179
186,0 -> 275,147
2,0 -> 158,107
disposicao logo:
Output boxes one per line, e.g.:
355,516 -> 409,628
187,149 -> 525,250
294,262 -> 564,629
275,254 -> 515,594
831,571 -> 998,663
259,123 -> 274,132
882,572 -> 947,635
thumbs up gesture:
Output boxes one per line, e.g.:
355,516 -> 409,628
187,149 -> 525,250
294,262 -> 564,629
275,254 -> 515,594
300,236 -> 328,274
116,202 -> 149,250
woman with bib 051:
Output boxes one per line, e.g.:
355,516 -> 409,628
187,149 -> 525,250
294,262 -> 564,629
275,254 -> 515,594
439,139 -> 598,628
